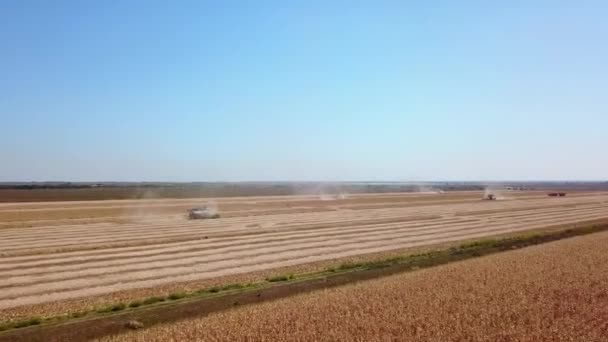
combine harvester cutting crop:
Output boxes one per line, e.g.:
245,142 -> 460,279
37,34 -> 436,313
187,206 -> 220,220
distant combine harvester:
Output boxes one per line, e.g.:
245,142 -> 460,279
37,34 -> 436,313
547,192 -> 567,197
187,206 -> 220,220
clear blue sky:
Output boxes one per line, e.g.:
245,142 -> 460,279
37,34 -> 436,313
1,1 -> 606,182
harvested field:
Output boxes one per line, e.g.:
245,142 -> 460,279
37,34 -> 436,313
1,191 -> 608,319
101,230 -> 608,342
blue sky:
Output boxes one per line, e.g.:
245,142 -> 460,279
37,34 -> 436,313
1,1 -> 607,181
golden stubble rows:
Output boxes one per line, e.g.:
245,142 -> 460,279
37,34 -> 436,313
2,191 -> 608,322
102,231 -> 608,342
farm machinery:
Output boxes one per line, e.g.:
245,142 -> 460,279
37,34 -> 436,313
187,206 -> 220,220
547,192 -> 567,197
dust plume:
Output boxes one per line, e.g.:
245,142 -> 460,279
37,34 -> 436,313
293,183 -> 349,201
483,184 -> 510,200
415,184 -> 445,194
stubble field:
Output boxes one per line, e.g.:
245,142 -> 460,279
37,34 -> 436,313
101,230 -> 608,342
1,190 -> 608,320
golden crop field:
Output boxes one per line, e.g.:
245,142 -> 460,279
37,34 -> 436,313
101,230 -> 608,342
1,191 -> 608,320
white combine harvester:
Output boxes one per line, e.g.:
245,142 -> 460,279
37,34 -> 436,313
187,206 -> 220,220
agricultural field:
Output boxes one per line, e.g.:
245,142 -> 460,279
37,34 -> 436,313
101,230 -> 608,342
1,190 -> 608,321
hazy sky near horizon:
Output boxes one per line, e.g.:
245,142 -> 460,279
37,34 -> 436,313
1,1 -> 607,182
